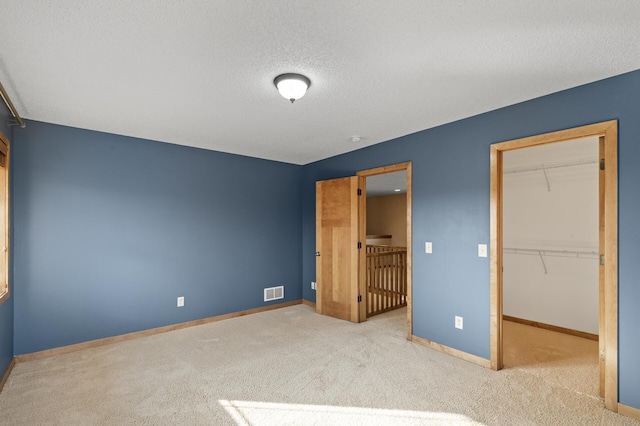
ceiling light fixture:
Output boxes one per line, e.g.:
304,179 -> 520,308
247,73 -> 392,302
274,73 -> 310,103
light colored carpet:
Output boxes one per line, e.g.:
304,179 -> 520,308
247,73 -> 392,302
503,320 -> 600,399
0,305 -> 637,425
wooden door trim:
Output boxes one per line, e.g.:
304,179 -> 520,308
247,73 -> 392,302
0,131 -> 9,306
357,162 -> 411,177
357,162 -> 412,339
598,136 -> 605,398
489,120 -> 618,411
357,176 -> 367,322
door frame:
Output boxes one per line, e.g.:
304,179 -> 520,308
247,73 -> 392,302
489,120 -> 618,411
357,161 -> 412,339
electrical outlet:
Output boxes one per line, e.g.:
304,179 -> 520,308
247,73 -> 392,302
455,316 -> 463,330
177,296 -> 184,307
311,281 -> 316,290
478,244 -> 487,258
425,242 -> 432,254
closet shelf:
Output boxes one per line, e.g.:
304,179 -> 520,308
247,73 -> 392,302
503,157 -> 598,192
503,247 -> 599,274
503,158 -> 598,174
503,247 -> 599,258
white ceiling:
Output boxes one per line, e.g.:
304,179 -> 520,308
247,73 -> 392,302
1,1 -> 639,165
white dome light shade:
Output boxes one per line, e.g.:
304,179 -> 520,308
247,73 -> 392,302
274,73 -> 310,103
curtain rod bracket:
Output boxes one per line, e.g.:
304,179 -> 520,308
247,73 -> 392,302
7,117 -> 25,128
0,80 -> 26,128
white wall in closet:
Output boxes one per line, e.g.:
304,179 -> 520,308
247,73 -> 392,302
503,136 -> 599,334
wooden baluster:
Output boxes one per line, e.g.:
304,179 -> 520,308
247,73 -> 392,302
369,254 -> 373,316
381,254 -> 385,313
390,252 -> 395,310
402,252 -> 406,303
385,253 -> 390,311
394,253 -> 402,308
394,252 -> 398,309
373,256 -> 380,314
366,254 -> 370,317
383,253 -> 387,312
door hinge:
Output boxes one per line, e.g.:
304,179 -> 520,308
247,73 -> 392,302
600,254 -> 605,265
357,188 -> 362,196
600,350 -> 606,361
600,159 -> 605,171
357,242 -> 362,249
358,295 -> 362,303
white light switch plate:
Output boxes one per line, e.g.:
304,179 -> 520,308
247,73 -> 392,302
177,296 -> 184,307
478,244 -> 487,258
425,242 -> 432,254
455,316 -> 463,330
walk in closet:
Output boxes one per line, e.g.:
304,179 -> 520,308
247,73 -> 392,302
502,137 -> 599,335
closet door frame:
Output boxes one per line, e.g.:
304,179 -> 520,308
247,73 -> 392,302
489,120 -> 618,411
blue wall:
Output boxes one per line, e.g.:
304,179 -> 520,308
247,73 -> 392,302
0,103 -> 13,378
301,70 -> 640,408
12,121 -> 302,354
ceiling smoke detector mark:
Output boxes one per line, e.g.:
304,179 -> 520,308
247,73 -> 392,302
264,286 -> 284,302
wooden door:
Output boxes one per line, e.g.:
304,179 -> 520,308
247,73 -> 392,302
316,176 -> 365,322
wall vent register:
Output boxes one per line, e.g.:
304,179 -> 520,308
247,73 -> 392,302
264,286 -> 284,302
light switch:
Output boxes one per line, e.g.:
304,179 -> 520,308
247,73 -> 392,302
455,316 -> 463,330
478,244 -> 487,258
425,242 -> 432,254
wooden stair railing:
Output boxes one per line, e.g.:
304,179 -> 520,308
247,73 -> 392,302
366,245 -> 407,317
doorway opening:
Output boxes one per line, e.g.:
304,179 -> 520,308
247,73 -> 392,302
364,171 -> 408,319
358,162 -> 412,339
502,136 -> 600,399
490,121 -> 618,411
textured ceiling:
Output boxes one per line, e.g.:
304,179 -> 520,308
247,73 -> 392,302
1,1 -> 639,165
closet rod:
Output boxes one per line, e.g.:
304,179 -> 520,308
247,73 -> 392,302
0,80 -> 25,128
503,158 -> 597,174
503,247 -> 599,258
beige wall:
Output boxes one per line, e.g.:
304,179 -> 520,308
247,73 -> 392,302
366,194 -> 407,247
